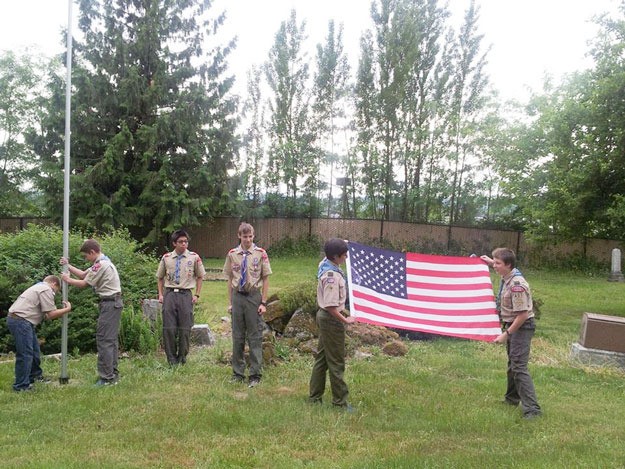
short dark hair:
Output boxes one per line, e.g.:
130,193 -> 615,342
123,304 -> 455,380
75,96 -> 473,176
324,238 -> 348,261
492,247 -> 516,268
79,239 -> 101,254
171,229 -> 190,244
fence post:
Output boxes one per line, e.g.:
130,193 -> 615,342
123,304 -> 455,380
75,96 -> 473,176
379,218 -> 384,243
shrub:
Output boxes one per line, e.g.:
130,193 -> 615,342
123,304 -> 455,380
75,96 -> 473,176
278,280 -> 318,316
119,304 -> 162,355
267,235 -> 321,258
0,225 -> 158,355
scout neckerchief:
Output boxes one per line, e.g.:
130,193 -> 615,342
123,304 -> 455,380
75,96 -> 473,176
317,257 -> 344,280
172,250 -> 186,285
239,244 -> 255,291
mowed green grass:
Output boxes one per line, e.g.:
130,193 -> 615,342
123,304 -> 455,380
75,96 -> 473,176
2,258 -> 625,468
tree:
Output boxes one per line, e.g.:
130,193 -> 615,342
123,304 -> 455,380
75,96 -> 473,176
0,50 -> 50,216
264,10 -> 319,216
312,20 -> 351,217
36,0 -> 238,243
240,66 -> 266,217
498,5 -> 625,240
446,0 -> 490,225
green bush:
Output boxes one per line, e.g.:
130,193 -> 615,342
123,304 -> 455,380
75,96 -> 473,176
119,305 -> 162,355
267,235 -> 321,258
0,225 -> 159,355
278,280 -> 318,316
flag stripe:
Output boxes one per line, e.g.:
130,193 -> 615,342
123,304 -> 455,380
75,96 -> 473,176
409,282 -> 495,292
352,288 -> 499,315
407,292 -> 498,303
407,267 -> 488,277
408,274 -> 490,285
347,241 -> 501,342
355,315 -> 501,341
353,292 -> 500,326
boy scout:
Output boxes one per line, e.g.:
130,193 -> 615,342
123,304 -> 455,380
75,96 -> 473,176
156,229 -> 205,366
62,239 -> 122,386
481,248 -> 542,419
309,238 -> 355,410
223,223 -> 271,387
7,276 -> 71,391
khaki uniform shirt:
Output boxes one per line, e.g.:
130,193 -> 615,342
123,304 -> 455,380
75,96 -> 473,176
9,282 -> 57,326
223,245 -> 272,292
317,270 -> 347,312
157,249 -> 206,289
85,253 -> 122,297
499,269 -> 533,323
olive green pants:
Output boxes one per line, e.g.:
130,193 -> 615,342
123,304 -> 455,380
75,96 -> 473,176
231,290 -> 263,380
309,308 -> 349,406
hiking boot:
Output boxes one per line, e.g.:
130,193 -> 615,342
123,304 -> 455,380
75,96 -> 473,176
14,385 -> 34,392
95,378 -> 118,387
32,376 -> 52,384
248,378 -> 260,388
502,399 -> 520,406
334,403 -> 356,413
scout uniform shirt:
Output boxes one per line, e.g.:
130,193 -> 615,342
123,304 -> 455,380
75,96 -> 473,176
499,268 -> 533,323
157,249 -> 206,289
223,245 -> 272,293
8,282 -> 57,326
318,269 -> 347,312
85,253 -> 121,297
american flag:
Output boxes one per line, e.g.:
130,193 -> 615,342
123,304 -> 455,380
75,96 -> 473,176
346,241 -> 501,342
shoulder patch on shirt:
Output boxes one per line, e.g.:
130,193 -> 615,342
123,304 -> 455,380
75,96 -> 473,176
91,262 -> 101,272
510,285 -> 526,293
228,248 -> 237,253
327,271 -> 334,277
163,253 -> 171,258
325,277 -> 335,284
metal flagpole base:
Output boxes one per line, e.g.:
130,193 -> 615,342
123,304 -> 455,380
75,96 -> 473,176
59,377 -> 70,385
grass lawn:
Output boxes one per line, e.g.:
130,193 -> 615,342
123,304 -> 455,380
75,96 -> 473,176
2,257 -> 625,468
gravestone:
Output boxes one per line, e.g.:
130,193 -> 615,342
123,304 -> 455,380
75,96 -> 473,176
191,324 -> 215,346
141,299 -> 161,323
608,248 -> 625,282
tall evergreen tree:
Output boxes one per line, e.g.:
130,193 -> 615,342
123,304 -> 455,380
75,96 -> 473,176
36,0 -> 238,243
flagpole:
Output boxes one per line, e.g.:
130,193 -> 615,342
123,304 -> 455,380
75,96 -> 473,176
60,0 -> 73,385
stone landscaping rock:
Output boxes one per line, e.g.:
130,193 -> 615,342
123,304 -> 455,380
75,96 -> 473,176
382,339 -> 409,356
190,324 -> 215,347
283,308 -> 318,339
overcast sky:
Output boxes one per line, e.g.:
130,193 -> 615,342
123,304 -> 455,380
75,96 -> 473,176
0,0 -> 621,101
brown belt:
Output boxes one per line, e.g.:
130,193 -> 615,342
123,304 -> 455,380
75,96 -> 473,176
8,312 -> 25,320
